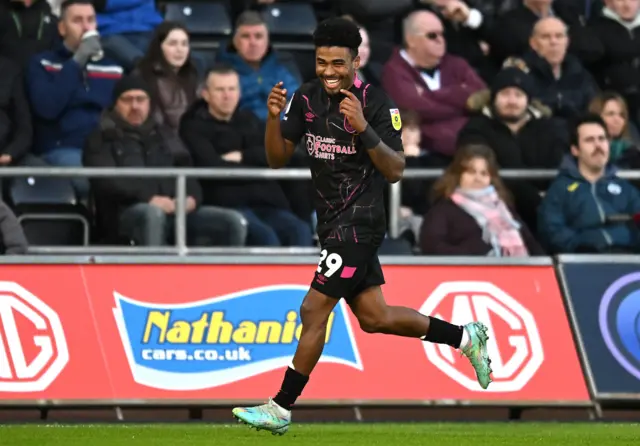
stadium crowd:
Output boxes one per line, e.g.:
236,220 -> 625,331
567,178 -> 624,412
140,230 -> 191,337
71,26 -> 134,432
1,0 -> 640,255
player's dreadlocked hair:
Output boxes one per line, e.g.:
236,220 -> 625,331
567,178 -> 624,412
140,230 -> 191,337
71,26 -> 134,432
313,17 -> 362,59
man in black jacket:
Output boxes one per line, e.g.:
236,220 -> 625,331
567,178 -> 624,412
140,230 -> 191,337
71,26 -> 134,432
518,17 -> 598,122
457,67 -> 566,231
0,0 -> 59,69
83,74 -> 248,246
180,64 -> 314,247
0,56 -> 33,167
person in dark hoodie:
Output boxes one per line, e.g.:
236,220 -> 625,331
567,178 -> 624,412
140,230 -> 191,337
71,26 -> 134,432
215,10 -> 301,121
83,74 -> 248,246
577,0 -> 640,124
0,0 -> 59,69
538,114 -> 640,254
180,64 -> 314,247
0,55 -> 32,167
457,67 -> 566,232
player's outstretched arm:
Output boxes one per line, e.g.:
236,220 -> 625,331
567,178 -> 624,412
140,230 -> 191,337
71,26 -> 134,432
265,82 -> 296,169
340,89 -> 405,183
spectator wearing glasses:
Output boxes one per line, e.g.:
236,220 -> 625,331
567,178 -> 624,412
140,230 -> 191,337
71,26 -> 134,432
382,9 -> 485,166
420,0 -> 498,83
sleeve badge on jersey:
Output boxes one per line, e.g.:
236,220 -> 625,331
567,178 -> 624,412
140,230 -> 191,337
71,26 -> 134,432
390,108 -> 402,131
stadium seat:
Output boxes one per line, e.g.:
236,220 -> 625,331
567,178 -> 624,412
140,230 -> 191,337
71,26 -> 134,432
378,237 -> 414,255
9,176 -> 90,246
261,3 -> 317,38
164,1 -> 232,37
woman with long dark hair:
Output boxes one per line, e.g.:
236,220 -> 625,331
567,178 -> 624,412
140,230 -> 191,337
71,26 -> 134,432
420,143 -> 543,256
135,21 -> 198,164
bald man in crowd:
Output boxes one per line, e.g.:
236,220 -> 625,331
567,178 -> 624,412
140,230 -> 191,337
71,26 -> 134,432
514,17 -> 598,123
381,10 -> 485,165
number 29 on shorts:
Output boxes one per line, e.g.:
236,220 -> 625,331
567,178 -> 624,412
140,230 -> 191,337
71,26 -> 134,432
317,249 -> 343,277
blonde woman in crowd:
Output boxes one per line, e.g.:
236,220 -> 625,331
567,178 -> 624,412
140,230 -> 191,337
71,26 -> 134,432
588,91 -> 640,169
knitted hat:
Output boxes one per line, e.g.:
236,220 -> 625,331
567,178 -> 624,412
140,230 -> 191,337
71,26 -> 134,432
112,74 -> 151,104
490,67 -> 534,101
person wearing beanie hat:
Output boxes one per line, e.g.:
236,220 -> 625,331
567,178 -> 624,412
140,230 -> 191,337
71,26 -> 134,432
457,66 -> 567,233
111,74 -> 151,106
490,67 -> 534,104
82,71 -> 248,247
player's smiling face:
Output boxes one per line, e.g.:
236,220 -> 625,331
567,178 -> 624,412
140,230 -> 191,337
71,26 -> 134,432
316,46 -> 360,95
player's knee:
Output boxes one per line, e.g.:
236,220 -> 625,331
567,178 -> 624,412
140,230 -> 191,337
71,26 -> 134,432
299,299 -> 328,330
357,313 -> 389,334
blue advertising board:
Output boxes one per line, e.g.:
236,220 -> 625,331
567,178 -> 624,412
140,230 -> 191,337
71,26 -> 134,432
558,258 -> 640,399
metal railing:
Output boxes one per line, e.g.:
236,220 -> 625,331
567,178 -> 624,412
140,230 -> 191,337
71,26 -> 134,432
4,166 -> 640,255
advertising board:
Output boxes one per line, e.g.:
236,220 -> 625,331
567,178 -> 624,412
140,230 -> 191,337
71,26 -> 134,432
0,264 -> 590,405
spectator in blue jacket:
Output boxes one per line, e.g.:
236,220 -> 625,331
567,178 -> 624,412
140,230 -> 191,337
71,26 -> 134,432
26,0 -> 123,198
538,114 -> 640,254
216,10 -> 301,121
93,0 -> 162,71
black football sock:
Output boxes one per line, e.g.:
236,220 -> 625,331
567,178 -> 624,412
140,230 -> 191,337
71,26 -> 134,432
422,316 -> 464,348
273,366 -> 309,411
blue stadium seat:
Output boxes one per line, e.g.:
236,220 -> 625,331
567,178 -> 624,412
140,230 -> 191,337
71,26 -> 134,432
261,3 -> 317,38
378,237 -> 415,255
164,1 -> 232,37
9,176 -> 90,246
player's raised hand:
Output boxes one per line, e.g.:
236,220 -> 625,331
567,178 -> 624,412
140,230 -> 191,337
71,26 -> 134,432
339,89 -> 367,133
267,81 -> 288,118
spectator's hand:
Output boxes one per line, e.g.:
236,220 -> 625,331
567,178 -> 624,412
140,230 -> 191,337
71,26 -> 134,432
186,196 -> 197,213
339,89 -> 367,133
73,31 -> 103,66
404,144 -> 421,157
149,195 -> 175,214
443,0 -> 470,22
267,82 -> 288,119
400,206 -> 414,218
479,41 -> 490,55
223,151 -> 242,163
0,155 -> 12,165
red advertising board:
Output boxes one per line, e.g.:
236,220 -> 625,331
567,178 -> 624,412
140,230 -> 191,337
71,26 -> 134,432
0,264 -> 590,403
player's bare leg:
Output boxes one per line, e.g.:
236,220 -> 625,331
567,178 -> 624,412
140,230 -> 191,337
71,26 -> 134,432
349,286 -> 493,389
232,289 -> 338,435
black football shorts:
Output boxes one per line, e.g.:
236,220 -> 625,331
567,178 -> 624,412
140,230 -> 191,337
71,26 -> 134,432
310,243 -> 385,301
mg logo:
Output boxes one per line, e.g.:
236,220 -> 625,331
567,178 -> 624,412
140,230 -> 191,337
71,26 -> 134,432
0,282 -> 68,392
419,281 -> 543,392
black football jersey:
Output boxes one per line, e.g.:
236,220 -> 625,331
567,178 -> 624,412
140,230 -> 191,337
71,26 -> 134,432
281,77 -> 404,247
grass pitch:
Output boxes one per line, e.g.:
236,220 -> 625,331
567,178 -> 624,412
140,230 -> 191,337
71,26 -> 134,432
0,422 -> 638,445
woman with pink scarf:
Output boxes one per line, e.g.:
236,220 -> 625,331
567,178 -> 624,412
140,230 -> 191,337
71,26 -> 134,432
420,143 -> 544,256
